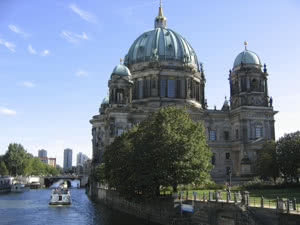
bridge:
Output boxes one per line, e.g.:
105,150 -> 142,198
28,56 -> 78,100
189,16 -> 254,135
44,175 -> 89,188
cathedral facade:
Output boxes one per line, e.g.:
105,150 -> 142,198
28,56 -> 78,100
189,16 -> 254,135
90,4 -> 277,179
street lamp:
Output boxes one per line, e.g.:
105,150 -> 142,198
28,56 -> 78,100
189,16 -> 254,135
229,168 -> 232,190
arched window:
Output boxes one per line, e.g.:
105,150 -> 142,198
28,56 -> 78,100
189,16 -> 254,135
255,125 -> 263,138
167,79 -> 175,97
209,130 -> 216,141
160,78 -> 166,97
138,80 -> 143,99
235,129 -> 239,140
251,79 -> 258,91
225,152 -> 230,160
117,128 -> 124,136
212,153 -> 216,165
224,131 -> 229,141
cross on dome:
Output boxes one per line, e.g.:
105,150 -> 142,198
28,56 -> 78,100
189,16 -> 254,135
244,41 -> 248,50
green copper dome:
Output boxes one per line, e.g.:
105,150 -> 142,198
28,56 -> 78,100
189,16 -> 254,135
233,49 -> 261,68
124,27 -> 200,71
102,96 -> 109,104
111,64 -> 131,77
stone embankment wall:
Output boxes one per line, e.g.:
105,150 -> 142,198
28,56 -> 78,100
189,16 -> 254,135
96,188 -> 174,225
94,188 -> 300,225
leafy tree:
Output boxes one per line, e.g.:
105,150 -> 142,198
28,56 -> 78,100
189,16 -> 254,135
56,165 -> 63,174
276,131 -> 300,182
94,163 -> 106,184
0,161 -> 9,176
256,140 -> 279,183
4,143 -> 29,176
23,157 -> 33,176
45,164 -> 59,176
104,106 -> 212,200
30,157 -> 46,176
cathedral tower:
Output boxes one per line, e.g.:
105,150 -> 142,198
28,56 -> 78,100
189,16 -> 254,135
230,42 -> 270,110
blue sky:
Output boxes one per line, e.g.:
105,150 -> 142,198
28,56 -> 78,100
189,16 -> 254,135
0,0 -> 300,166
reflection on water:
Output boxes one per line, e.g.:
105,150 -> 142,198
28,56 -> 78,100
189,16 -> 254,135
0,189 -> 158,225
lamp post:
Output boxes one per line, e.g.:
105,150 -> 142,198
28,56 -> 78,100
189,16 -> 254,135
229,168 -> 232,191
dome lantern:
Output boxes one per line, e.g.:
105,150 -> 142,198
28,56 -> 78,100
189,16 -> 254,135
154,0 -> 167,29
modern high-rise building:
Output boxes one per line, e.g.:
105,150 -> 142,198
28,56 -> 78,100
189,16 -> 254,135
76,152 -> 89,166
38,149 -> 48,164
38,149 -> 47,158
63,148 -> 72,171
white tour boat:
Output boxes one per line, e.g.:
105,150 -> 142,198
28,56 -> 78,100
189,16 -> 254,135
49,182 -> 71,206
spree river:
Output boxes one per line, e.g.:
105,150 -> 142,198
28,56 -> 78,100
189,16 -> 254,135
0,188 -> 157,225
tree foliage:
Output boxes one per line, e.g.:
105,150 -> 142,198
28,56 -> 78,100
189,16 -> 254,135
104,106 -> 212,200
3,143 -> 29,176
276,131 -> 300,181
256,140 -> 279,183
1,143 -> 60,176
0,160 -> 9,176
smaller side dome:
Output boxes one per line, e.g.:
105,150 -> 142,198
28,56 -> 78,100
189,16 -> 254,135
221,96 -> 230,111
233,42 -> 261,68
112,64 -> 131,77
102,96 -> 109,105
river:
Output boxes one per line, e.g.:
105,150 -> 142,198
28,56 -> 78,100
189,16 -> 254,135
0,188 -> 158,225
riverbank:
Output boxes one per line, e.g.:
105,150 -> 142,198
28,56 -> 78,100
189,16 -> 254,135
92,187 -> 300,225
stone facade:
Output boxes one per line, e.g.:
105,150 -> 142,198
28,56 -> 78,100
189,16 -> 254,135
90,5 -> 277,180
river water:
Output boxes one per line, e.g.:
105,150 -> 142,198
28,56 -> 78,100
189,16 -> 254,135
0,188 -> 157,225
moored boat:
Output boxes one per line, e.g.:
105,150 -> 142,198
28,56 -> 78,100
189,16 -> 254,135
11,183 -> 28,193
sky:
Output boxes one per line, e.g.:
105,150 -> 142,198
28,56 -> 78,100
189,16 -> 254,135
0,0 -> 300,166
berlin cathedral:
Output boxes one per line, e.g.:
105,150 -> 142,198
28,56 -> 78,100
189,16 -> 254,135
90,2 -> 277,180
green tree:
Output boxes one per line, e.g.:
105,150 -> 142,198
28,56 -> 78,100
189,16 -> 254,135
45,164 -> 59,176
56,165 -> 63,174
276,131 -> 300,182
30,157 -> 46,176
104,106 -> 212,200
0,161 -> 9,176
4,143 -> 28,176
94,163 -> 106,184
256,140 -> 279,183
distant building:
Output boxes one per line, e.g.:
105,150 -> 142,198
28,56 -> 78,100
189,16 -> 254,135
48,158 -> 56,168
83,159 -> 92,176
38,149 -> 48,164
64,148 -> 72,171
76,152 -> 89,175
76,152 -> 89,166
38,149 -> 47,158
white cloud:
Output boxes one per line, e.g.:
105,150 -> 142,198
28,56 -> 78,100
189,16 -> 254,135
8,24 -> 28,37
69,4 -> 97,23
41,49 -> 49,56
0,39 -> 16,52
28,44 -> 37,55
21,81 -> 35,88
76,70 -> 88,77
0,107 -> 16,116
60,30 -> 89,43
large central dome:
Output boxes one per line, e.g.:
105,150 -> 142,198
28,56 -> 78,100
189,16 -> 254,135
124,28 -> 200,71
124,3 -> 200,72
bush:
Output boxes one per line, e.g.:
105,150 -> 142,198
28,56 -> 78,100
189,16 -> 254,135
240,177 -> 272,189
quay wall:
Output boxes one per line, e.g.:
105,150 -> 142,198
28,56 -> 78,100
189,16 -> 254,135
94,187 -> 300,225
